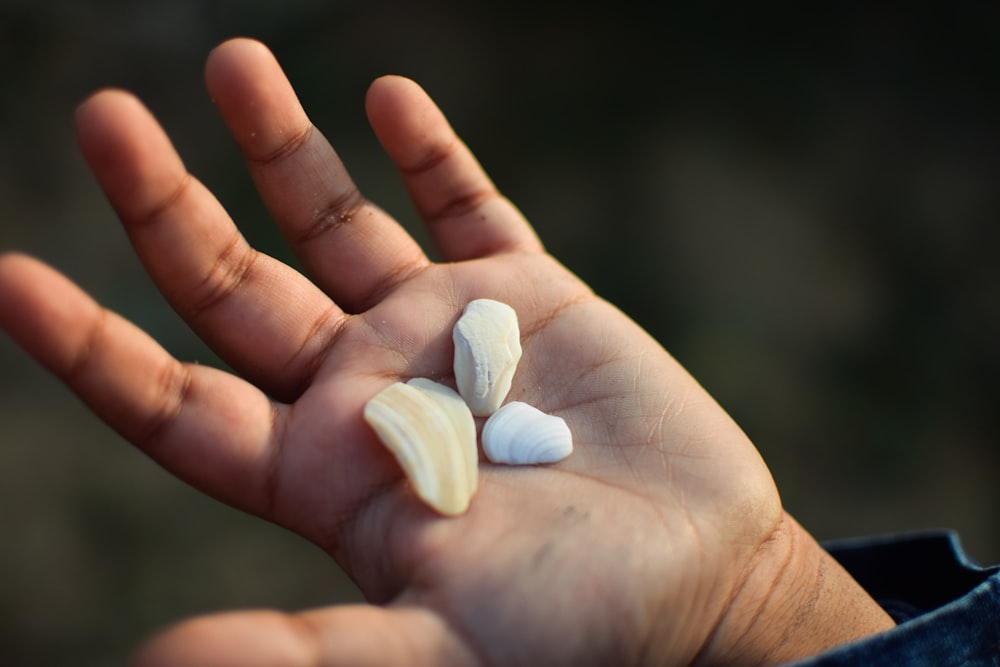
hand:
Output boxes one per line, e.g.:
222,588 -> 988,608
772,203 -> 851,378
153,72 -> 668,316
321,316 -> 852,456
0,39 -> 893,666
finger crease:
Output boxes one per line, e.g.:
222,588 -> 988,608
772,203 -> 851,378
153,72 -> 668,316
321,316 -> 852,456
141,173 -> 194,226
137,360 -> 193,449
285,612 -> 328,667
250,123 -> 316,167
363,258 -> 430,311
398,139 -> 459,176
263,401 -> 291,518
187,235 -> 259,319
425,188 -> 499,225
289,304 -> 351,396
64,307 -> 109,385
294,187 -> 368,246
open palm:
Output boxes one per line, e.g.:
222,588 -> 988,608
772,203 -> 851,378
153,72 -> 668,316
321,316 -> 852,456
0,39 -> 891,666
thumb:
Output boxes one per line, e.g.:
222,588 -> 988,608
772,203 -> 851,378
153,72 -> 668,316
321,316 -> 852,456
129,605 -> 476,667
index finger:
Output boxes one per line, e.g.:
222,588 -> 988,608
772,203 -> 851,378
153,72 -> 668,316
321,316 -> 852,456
0,254 -> 279,517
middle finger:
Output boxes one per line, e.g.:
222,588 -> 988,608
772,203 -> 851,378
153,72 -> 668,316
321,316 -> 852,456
75,90 -> 344,402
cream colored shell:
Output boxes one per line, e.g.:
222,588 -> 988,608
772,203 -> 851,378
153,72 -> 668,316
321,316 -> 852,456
362,379 -> 478,516
452,298 -> 522,416
482,401 -> 573,465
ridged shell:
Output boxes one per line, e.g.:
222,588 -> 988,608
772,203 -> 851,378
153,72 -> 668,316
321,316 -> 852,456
481,401 -> 573,465
406,378 -> 478,500
453,299 -> 522,416
363,380 -> 478,515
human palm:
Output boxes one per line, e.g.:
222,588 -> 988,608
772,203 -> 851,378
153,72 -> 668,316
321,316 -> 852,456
286,254 -> 782,666
0,39 -> 891,666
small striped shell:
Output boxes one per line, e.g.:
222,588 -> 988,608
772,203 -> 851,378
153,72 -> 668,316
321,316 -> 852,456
363,379 -> 478,515
481,401 -> 573,465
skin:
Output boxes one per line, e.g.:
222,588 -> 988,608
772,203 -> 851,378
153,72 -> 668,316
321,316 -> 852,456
0,38 -> 894,666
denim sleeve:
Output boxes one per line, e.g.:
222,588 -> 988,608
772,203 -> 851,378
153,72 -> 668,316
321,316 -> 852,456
782,531 -> 1000,666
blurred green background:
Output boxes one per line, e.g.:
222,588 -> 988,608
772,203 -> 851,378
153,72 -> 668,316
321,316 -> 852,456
1,2 -> 998,664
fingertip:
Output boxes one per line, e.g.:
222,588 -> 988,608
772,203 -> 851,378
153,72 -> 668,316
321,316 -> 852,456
73,87 -> 187,221
205,37 -> 275,90
74,88 -> 145,138
365,74 -> 419,106
0,249 -> 31,272
203,37 -> 308,159
211,36 -> 272,57
364,76 -> 453,173
364,75 -> 430,123
0,252 -> 38,304
0,253 -> 56,296
73,86 -> 174,162
0,254 -> 99,377
75,86 -> 135,111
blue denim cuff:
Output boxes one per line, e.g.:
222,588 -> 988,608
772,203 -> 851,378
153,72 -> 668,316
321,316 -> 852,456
783,531 -> 1000,666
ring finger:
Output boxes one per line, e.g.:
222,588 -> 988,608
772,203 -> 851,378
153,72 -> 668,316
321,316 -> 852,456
205,38 -> 432,314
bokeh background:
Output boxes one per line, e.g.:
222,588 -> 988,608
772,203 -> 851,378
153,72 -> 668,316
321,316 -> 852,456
1,2 -> 998,664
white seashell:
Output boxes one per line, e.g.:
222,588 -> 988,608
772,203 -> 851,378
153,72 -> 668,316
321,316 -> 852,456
406,378 -> 478,501
363,380 -> 478,515
453,298 -> 522,416
481,401 -> 573,465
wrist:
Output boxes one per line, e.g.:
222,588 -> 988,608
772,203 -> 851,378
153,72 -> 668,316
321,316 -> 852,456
696,512 -> 895,666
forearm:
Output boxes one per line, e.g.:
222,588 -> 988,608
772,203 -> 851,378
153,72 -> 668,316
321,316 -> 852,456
697,512 -> 896,666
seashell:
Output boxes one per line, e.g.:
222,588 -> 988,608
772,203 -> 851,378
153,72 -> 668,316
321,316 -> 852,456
406,378 -> 478,501
481,401 -> 573,465
453,298 -> 522,416
363,380 -> 478,515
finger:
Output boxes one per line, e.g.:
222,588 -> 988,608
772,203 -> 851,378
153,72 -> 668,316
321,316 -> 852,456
129,611 -> 316,667
0,254 -> 278,517
75,89 -> 343,401
204,38 -> 430,313
365,75 -> 543,261
130,606 -> 475,667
